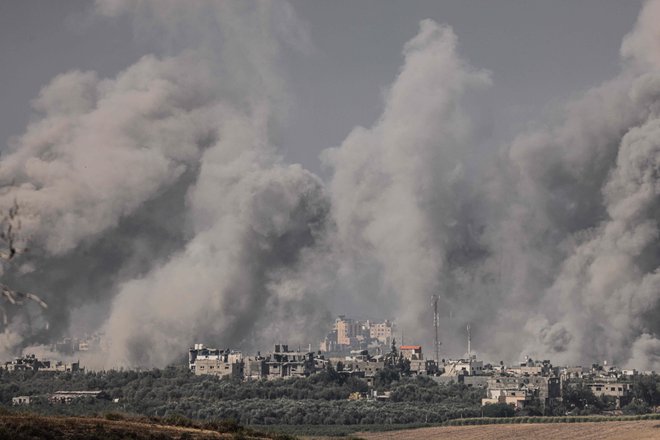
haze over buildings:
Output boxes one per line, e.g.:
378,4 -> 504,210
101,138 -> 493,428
0,1 -> 659,371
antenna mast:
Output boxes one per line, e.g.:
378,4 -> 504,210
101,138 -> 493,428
432,294 -> 440,364
467,323 -> 471,358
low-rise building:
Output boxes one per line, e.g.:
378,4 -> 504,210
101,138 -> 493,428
589,382 -> 633,408
195,357 -> 244,379
40,360 -> 81,373
265,344 -> 315,379
482,375 -> 561,408
561,366 -> 588,379
410,359 -> 437,375
2,354 -> 43,371
12,396 -> 33,405
399,345 -> 423,361
189,344 -> 244,379
462,375 -> 490,387
482,384 -> 532,409
506,358 -> 555,377
443,357 -> 484,376
341,359 -> 385,377
244,356 -> 268,380
48,390 -> 107,404
1,355 -> 82,373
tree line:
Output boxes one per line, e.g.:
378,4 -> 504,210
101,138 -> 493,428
0,366 -> 483,425
2,366 -> 659,424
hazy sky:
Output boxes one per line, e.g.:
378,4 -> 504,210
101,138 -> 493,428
1,1 -> 642,174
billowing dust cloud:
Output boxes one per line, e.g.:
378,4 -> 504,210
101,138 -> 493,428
1,0 -> 659,369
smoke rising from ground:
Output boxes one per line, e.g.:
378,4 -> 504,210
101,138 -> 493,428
324,19 -> 492,342
1,1 -> 659,369
0,0 -> 330,367
325,2 -> 660,367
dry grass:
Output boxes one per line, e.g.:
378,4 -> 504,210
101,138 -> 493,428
0,413 -> 270,439
354,420 -> 660,440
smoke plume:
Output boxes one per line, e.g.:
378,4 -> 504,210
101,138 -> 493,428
1,0 -> 660,370
326,2 -> 660,366
0,0 -> 330,367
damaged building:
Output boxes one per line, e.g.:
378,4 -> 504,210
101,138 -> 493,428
1,355 -> 81,373
189,343 -> 321,381
264,344 -> 316,380
188,344 -> 244,379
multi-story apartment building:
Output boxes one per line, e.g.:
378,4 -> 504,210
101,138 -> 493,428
335,316 -> 361,346
369,320 -> 394,344
320,316 -> 395,352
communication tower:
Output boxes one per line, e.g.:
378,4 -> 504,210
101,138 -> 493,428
432,294 -> 440,363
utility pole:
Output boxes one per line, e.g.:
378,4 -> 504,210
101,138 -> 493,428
432,294 -> 440,364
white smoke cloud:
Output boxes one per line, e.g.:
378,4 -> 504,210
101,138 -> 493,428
324,20 -> 491,339
324,1 -> 660,368
510,1 -> 660,365
0,1 -> 330,365
0,53 -> 221,255
628,333 -> 660,371
101,111 -> 329,367
621,0 -> 660,71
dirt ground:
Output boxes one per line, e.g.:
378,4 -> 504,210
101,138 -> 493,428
354,421 -> 660,440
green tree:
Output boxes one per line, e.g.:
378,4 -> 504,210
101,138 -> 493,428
632,374 -> 660,406
482,403 -> 515,418
563,382 -> 600,411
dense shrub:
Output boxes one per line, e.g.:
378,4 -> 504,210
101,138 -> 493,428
481,403 -> 515,418
622,399 -> 651,415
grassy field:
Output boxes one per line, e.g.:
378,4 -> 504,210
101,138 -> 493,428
0,413 -> 286,439
353,420 -> 660,440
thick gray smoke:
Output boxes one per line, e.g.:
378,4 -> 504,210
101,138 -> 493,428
0,0 -> 331,367
326,1 -> 660,367
103,113 -> 330,367
1,0 -> 660,369
324,20 -> 492,340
